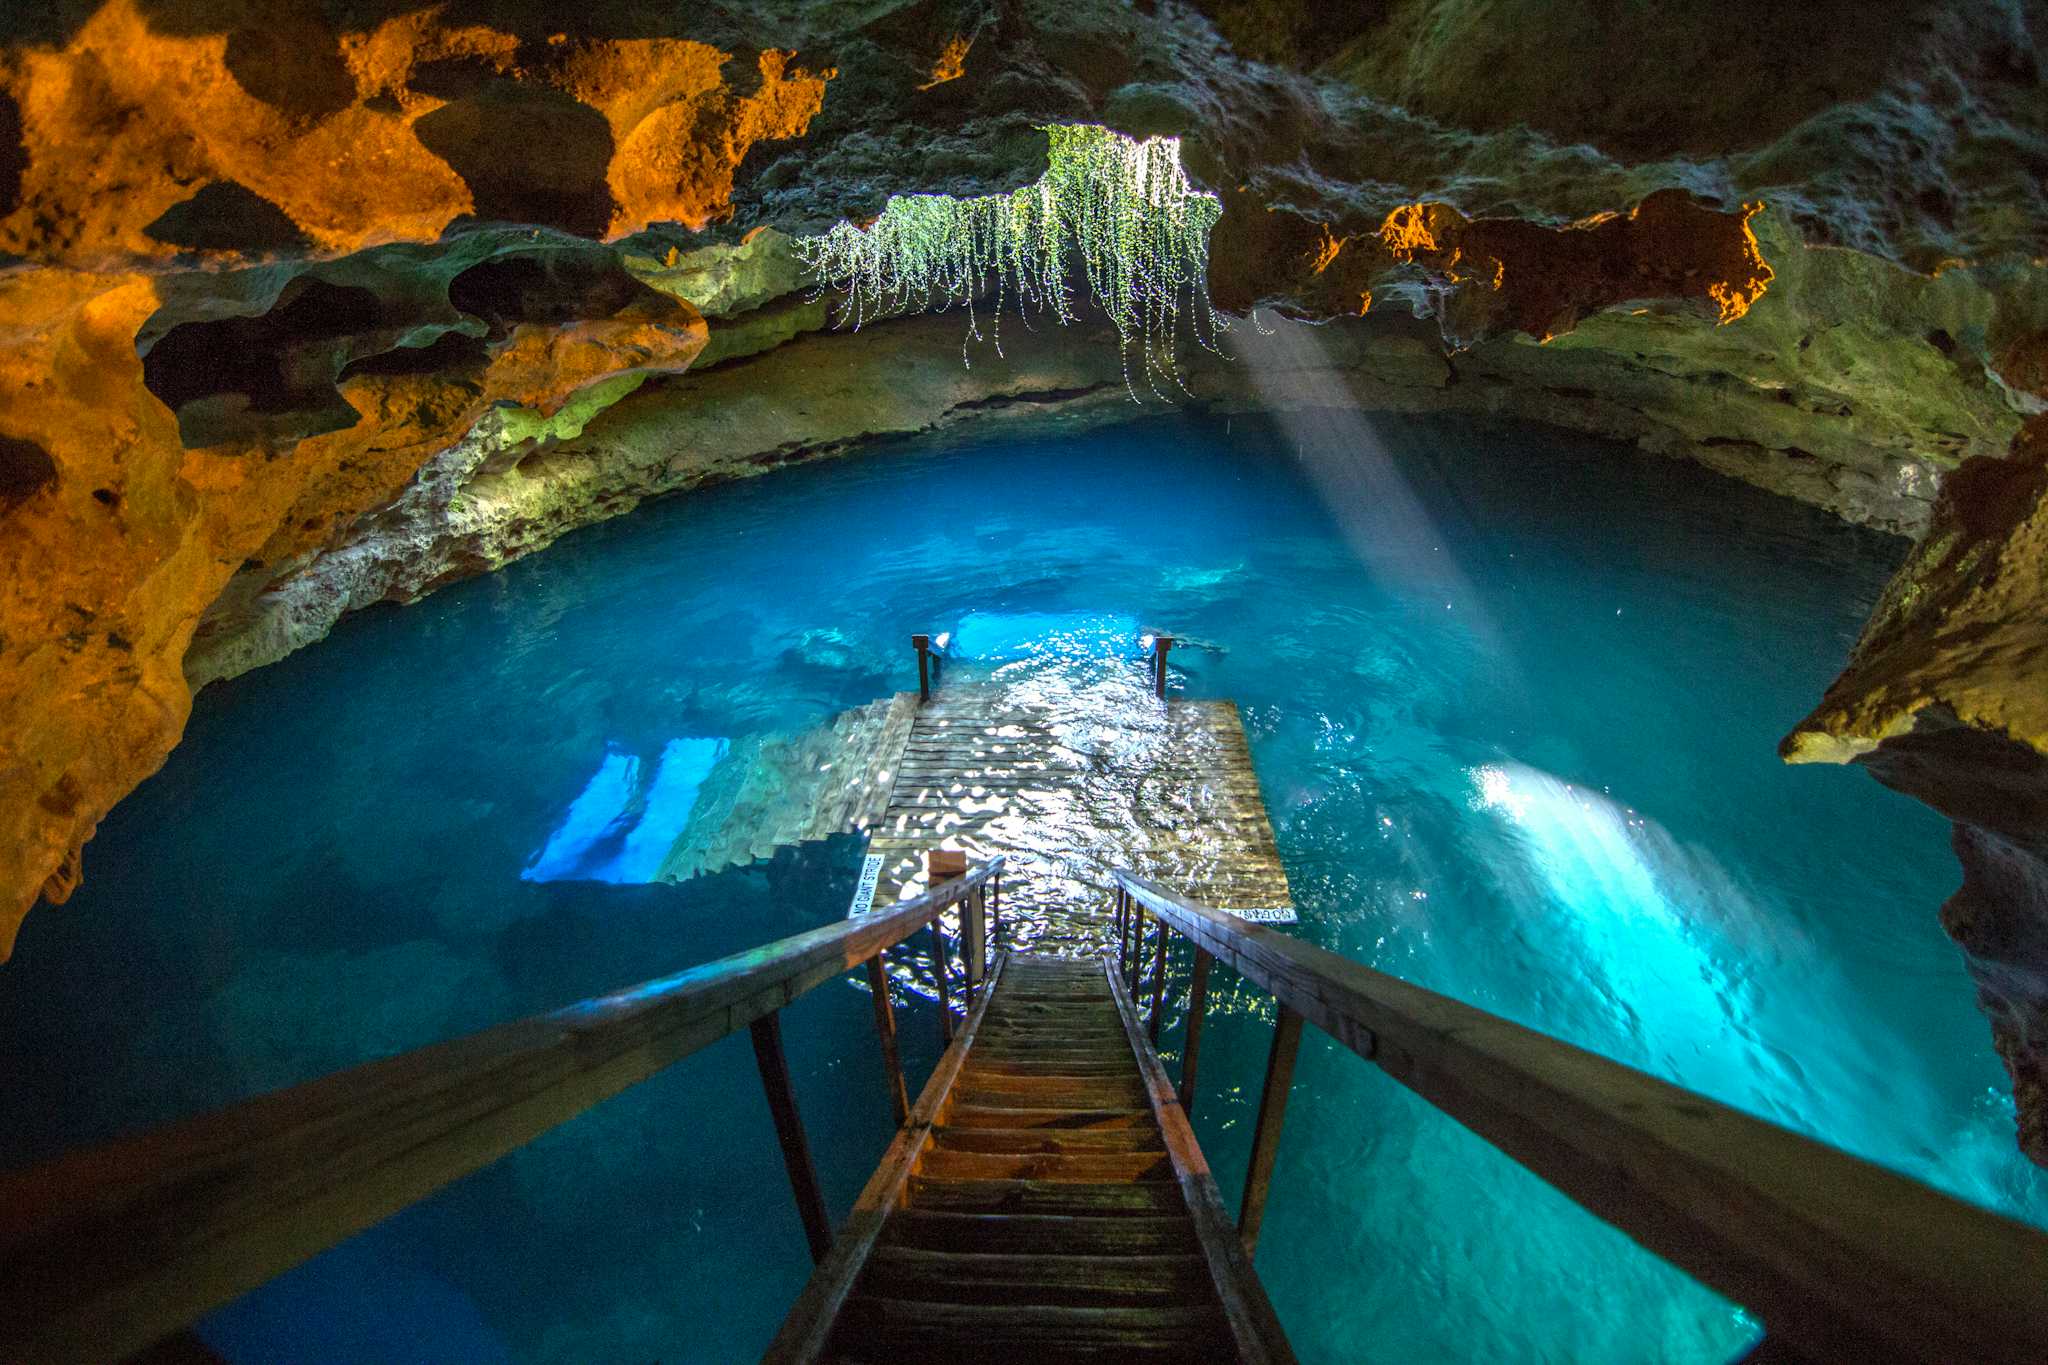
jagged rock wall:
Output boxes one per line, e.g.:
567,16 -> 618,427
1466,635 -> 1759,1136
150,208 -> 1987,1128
1785,401 -> 2048,1163
4,0 -> 2048,1163
0,242 -> 710,940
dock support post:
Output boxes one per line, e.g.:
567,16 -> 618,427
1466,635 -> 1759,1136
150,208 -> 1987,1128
1152,635 -> 1175,700
1239,1005 -> 1304,1258
864,954 -> 910,1127
749,1010 -> 833,1264
1179,948 -> 1213,1114
1147,918 -> 1170,1044
912,633 -> 932,703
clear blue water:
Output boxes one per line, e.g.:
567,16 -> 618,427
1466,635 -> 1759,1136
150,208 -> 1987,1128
4,405 -> 2042,1363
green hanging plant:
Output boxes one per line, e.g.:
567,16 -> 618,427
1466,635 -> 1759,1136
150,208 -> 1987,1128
794,124 -> 1228,400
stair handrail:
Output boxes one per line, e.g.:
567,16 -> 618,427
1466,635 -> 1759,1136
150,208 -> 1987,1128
1111,869 -> 2048,1365
0,856 -> 1004,1365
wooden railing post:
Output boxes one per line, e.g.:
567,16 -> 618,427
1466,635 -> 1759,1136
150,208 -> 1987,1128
1114,886 -> 1128,976
912,633 -> 932,703
929,919 -> 953,1043
1147,917 -> 1171,1044
749,1010 -> 833,1264
1153,634 -> 1175,700
1180,948 -> 1213,1114
1126,904 -> 1145,988
864,953 -> 909,1128
926,850 -> 969,1017
990,868 -> 1003,950
1239,1005 -> 1303,1258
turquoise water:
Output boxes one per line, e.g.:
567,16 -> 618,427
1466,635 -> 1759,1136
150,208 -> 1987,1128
3,406 -> 2042,1362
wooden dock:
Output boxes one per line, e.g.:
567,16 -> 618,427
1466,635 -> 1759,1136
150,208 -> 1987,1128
856,679 -> 1295,952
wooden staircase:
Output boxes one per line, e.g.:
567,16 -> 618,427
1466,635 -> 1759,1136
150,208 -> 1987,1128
14,849 -> 2048,1365
768,953 -> 1293,1363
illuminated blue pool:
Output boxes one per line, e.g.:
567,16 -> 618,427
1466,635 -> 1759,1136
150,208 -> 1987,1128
2,407 -> 2038,1362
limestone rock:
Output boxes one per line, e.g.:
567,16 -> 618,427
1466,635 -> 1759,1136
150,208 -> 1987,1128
0,246 -> 707,958
1785,412 -> 2048,1162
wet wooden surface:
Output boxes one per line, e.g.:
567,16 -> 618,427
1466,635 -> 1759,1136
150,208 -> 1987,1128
864,684 -> 1295,951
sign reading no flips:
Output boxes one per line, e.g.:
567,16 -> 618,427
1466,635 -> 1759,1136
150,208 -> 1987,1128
1224,907 -> 1297,924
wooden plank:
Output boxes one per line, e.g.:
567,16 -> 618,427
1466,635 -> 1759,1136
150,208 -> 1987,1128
0,859 -> 1002,1365
905,1177 -> 1187,1216
834,1298 -> 1228,1357
879,1211 -> 1200,1256
1115,872 -> 2048,1365
916,1150 -> 1177,1184
932,1127 -> 1166,1154
860,1247 -> 1212,1306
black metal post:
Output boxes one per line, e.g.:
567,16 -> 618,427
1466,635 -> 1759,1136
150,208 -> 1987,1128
912,633 -> 931,703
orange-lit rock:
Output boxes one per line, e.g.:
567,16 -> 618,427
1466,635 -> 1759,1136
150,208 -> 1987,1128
1375,190 -> 1774,344
0,258 -> 706,957
0,0 -> 830,264
919,36 -> 973,90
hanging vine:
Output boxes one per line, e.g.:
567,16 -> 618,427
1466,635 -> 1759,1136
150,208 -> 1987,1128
794,124 -> 1228,400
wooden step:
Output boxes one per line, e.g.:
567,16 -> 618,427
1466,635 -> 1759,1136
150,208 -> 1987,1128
933,1126 -> 1165,1154
908,1177 -> 1188,1216
878,1211 -> 1202,1256
918,1149 -> 1177,1184
830,1298 -> 1230,1363
951,1086 -> 1153,1113
960,1058 -> 1136,1077
861,1246 -> 1212,1306
954,1072 -> 1149,1099
941,1105 -> 1153,1130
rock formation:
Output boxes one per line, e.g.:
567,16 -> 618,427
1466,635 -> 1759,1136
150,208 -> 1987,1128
1,0 -> 2047,1159
1785,394 -> 2048,1163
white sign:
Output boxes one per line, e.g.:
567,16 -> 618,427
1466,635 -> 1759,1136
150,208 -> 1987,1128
1223,906 -> 1297,924
847,853 -> 884,917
